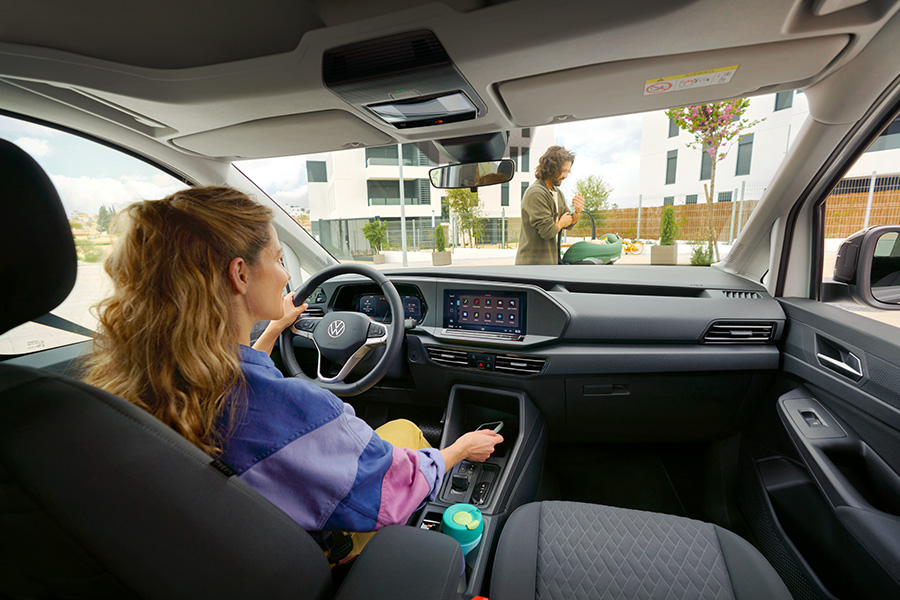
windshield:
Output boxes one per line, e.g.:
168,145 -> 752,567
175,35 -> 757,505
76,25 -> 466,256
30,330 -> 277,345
236,93 -> 810,269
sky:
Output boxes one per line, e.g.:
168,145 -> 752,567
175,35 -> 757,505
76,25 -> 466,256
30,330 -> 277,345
555,114 -> 643,208
0,116 -> 183,218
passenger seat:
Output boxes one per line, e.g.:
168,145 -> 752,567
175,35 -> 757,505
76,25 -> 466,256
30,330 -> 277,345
491,501 -> 791,600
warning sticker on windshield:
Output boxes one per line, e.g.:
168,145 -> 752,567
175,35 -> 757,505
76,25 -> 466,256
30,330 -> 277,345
644,65 -> 738,95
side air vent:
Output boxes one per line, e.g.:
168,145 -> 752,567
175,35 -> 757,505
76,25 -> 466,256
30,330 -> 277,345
724,291 -> 763,299
303,307 -> 325,318
494,354 -> 547,375
703,322 -> 775,344
426,347 -> 468,368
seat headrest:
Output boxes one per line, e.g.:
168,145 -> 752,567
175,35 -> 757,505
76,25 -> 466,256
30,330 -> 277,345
0,139 -> 77,336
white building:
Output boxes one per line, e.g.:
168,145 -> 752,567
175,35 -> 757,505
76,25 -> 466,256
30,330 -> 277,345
639,91 -> 900,207
639,91 -> 809,207
306,127 -> 556,255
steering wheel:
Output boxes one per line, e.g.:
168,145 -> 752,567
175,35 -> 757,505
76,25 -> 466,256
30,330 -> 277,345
279,263 -> 404,396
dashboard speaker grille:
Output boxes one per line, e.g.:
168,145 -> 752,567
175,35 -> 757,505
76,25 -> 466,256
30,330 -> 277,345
724,290 -> 763,299
703,321 -> 775,344
494,354 -> 546,375
425,347 -> 468,367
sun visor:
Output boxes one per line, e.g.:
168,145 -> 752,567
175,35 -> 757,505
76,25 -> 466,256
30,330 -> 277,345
498,36 -> 849,125
171,110 -> 393,159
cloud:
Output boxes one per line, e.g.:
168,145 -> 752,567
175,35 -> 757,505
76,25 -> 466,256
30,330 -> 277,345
555,115 -> 644,207
235,156 -> 308,193
51,174 -> 182,216
14,137 -> 52,157
273,186 -> 309,209
0,115 -> 61,139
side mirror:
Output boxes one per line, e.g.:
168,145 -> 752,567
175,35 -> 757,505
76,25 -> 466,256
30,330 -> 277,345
428,159 -> 515,189
833,225 -> 900,309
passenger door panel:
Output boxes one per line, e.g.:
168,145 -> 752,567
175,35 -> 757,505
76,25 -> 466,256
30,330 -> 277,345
775,298 -> 900,598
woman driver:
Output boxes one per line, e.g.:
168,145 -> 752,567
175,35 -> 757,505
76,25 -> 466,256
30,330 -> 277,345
84,186 -> 502,555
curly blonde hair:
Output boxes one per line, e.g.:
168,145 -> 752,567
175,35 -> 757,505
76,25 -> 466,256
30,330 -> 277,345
534,145 -> 575,182
83,186 -> 273,456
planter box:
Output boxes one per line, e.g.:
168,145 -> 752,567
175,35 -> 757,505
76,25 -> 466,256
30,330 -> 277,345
373,253 -> 385,264
432,251 -> 452,266
650,244 -> 678,265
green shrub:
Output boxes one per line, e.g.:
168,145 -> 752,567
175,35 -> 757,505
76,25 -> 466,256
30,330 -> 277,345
660,206 -> 677,246
361,219 -> 388,253
434,224 -> 446,252
75,239 -> 103,263
690,242 -> 713,266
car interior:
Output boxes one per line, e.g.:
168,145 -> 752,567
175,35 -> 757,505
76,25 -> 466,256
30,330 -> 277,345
2,1 -> 900,599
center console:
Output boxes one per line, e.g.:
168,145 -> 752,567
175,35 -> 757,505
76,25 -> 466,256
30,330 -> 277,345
416,384 -> 547,597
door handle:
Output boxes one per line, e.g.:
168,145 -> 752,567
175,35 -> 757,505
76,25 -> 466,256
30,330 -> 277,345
816,352 -> 863,380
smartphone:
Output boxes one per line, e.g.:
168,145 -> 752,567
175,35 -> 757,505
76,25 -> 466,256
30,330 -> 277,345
476,421 -> 504,434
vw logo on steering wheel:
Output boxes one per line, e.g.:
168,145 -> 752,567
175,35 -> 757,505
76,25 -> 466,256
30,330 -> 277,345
327,319 -> 346,338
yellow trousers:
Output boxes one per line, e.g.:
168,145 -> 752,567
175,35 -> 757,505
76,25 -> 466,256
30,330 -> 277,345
346,419 -> 433,558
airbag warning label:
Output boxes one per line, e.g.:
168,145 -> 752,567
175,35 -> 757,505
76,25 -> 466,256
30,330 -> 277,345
644,65 -> 738,95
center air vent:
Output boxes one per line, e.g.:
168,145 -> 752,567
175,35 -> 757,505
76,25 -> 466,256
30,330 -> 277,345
494,354 -> 546,375
302,307 -> 325,318
703,322 -> 775,344
724,291 -> 763,299
426,347 -> 468,367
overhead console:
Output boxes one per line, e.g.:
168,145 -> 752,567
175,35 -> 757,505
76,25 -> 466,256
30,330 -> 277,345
323,30 -> 486,130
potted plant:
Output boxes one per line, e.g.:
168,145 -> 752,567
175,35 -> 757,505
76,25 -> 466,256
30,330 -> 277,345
432,224 -> 451,266
361,219 -> 388,264
651,206 -> 678,265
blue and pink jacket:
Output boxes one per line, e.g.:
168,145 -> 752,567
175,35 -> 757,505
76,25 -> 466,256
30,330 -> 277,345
222,345 -> 445,532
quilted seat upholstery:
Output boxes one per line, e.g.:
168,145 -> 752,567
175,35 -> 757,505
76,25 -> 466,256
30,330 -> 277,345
491,501 -> 791,600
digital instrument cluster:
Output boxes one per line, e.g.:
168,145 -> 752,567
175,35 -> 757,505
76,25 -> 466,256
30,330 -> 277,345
357,294 -> 423,322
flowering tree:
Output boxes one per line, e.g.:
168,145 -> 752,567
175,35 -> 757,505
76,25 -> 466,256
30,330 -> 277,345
665,99 -> 763,261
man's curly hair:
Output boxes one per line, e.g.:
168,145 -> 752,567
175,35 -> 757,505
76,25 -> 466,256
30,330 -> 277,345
534,145 -> 575,181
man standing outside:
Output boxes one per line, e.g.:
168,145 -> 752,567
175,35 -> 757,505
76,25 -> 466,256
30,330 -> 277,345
515,145 -> 585,265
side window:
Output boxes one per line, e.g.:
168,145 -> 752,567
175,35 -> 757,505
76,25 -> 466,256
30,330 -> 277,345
0,116 -> 184,355
821,114 -> 900,330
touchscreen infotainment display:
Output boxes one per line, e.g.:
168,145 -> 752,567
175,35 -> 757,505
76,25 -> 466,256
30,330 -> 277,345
443,290 -> 526,336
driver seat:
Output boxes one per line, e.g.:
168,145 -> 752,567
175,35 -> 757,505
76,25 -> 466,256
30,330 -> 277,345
0,139 -> 461,599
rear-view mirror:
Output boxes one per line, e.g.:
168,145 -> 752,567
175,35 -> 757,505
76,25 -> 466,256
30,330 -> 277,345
428,159 -> 515,189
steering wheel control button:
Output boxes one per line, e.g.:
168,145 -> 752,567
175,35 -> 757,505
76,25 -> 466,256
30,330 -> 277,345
367,323 -> 387,338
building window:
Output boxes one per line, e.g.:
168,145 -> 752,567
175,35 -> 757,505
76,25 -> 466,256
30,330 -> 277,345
520,148 -> 530,173
501,182 -> 509,206
735,133 -> 754,176
366,179 -> 427,205
775,90 -> 793,111
307,161 -> 327,183
686,194 -> 698,204
663,196 -> 675,206
509,147 -> 518,170
668,117 -> 679,138
665,149 -> 677,185
717,191 -> 733,202
365,145 -> 398,166
521,181 -> 529,199
522,128 -> 531,138
700,145 -> 712,181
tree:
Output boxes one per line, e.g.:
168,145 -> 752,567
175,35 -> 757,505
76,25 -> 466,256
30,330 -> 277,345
96,204 -> 116,232
573,175 -> 613,235
433,224 -> 446,252
361,219 -> 388,253
445,188 -> 484,248
665,100 -> 763,261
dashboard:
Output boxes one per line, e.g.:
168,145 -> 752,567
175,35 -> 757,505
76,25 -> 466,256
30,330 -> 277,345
293,265 -> 787,442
